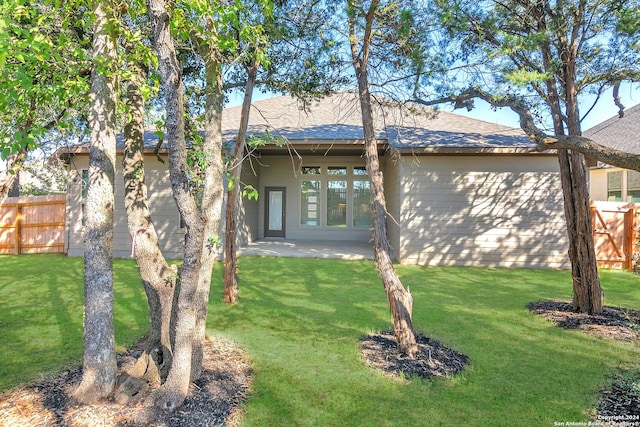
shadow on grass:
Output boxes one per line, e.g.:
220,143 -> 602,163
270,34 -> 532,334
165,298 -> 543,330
0,255 -> 150,390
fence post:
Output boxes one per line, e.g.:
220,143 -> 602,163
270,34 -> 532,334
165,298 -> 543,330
14,204 -> 22,255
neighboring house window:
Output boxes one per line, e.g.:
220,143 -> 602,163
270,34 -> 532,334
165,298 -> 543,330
628,170 -> 640,202
299,165 -> 371,228
607,171 -> 622,201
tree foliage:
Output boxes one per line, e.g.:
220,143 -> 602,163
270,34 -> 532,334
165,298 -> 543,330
0,0 -> 93,200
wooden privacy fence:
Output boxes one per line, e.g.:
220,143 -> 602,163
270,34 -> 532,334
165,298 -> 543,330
590,200 -> 639,270
0,194 -> 66,255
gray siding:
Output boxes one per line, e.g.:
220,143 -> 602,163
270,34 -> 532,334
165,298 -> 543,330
383,151 -> 402,261
237,165 -> 260,245
65,155 -> 186,259
397,155 -> 569,268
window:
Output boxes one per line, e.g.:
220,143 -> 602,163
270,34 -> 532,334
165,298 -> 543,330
81,170 -> 88,226
607,171 -> 622,201
299,165 -> 371,228
327,180 -> 347,226
82,169 -> 89,199
301,180 -> 320,226
302,166 -> 321,175
353,180 -> 371,227
353,166 -> 367,176
628,170 -> 640,202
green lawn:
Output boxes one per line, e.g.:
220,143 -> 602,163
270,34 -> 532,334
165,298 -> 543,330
1,254 -> 639,426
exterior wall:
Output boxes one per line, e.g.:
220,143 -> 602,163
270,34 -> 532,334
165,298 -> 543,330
590,167 -> 640,203
253,155 -> 372,242
589,168 -> 609,201
65,154 -> 186,259
384,151 -> 402,261
397,154 -> 570,269
237,165 -> 260,245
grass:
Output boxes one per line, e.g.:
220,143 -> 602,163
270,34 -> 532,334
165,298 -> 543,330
0,254 -> 149,389
1,254 -> 640,426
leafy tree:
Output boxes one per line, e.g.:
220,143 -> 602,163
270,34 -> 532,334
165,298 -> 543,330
72,0 -> 119,404
222,0 -> 271,305
420,0 -> 640,314
116,33 -> 180,402
146,0 -> 227,411
0,0 -> 92,201
221,0 -> 352,304
345,0 -> 423,358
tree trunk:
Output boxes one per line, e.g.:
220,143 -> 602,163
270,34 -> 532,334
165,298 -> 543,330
539,30 -> 603,315
0,146 -> 28,203
73,0 -> 118,404
119,57 -> 177,388
223,63 -> 258,304
359,87 -> 418,358
147,0 -> 224,411
558,150 -> 603,314
554,43 -> 603,315
189,39 -> 225,382
347,0 -> 418,358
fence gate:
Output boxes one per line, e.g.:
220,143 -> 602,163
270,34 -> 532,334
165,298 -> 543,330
0,194 -> 66,255
590,201 -> 636,270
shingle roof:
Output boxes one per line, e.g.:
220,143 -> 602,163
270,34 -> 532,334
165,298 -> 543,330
221,91 -> 532,149
583,103 -> 640,155
55,91 -> 535,160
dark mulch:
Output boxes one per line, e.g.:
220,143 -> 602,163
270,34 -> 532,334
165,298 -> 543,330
527,300 -> 640,342
359,330 -> 469,379
0,336 -> 252,427
527,300 -> 640,422
596,376 -> 640,421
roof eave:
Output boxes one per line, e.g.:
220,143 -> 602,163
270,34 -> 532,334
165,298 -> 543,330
394,146 -> 550,155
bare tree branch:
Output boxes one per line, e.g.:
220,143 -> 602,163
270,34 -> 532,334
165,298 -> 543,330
413,86 -> 640,172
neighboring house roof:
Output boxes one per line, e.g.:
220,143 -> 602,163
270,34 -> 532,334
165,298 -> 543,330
222,92 -> 535,154
583,103 -> 640,156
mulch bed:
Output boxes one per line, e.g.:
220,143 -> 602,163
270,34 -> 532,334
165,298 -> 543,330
0,336 -> 252,426
527,300 -> 640,342
359,330 -> 469,379
527,300 -> 640,421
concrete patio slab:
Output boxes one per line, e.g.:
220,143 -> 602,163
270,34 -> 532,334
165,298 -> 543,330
238,239 -> 374,260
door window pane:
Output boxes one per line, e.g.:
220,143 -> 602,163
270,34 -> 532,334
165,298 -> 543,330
353,180 -> 372,227
268,190 -> 283,231
327,180 -> 347,226
301,180 -> 320,226
328,166 -> 347,175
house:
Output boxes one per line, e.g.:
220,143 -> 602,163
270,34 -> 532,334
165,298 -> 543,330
585,103 -> 640,203
56,92 -> 570,268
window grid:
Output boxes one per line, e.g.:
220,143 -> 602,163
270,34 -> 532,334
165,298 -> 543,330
299,165 -> 371,229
